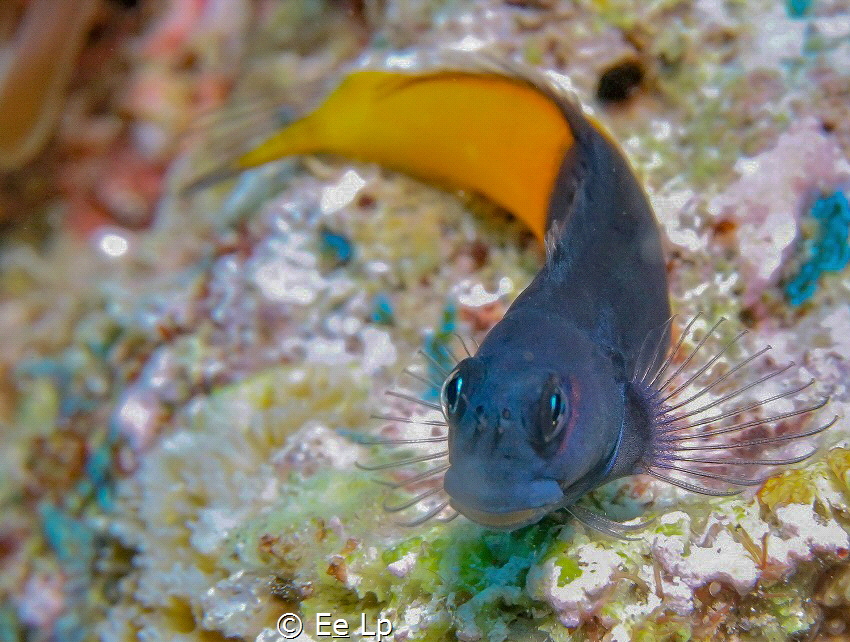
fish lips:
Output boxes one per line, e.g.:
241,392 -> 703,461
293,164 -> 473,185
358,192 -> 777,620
444,470 -> 564,530
448,501 -> 560,531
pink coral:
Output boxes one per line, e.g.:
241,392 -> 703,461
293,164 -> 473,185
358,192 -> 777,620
709,117 -> 850,306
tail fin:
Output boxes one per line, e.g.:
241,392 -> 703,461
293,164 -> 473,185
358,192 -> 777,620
198,68 -> 577,241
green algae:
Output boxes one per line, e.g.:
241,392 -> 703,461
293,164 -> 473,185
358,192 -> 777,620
229,483 -> 709,640
557,554 -> 583,586
446,522 -> 557,592
227,484 -> 572,640
769,592 -> 817,636
373,519 -> 567,639
655,520 -> 687,537
542,539 -> 584,586
632,617 -> 692,642
227,470 -> 381,572
536,620 -> 579,642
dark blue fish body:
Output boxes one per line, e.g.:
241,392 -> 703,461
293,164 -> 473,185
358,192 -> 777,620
442,92 -> 671,530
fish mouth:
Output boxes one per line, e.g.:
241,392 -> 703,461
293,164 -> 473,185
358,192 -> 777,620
448,500 -> 556,531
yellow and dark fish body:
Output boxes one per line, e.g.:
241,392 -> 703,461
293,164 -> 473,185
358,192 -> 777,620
232,65 -> 829,533
432,71 -> 671,529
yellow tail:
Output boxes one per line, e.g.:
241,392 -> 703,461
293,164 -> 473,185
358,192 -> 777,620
235,70 -> 575,241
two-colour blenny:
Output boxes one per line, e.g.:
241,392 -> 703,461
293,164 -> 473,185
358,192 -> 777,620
209,58 -> 835,536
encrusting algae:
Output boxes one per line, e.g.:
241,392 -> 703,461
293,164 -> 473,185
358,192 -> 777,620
3,0 -> 850,641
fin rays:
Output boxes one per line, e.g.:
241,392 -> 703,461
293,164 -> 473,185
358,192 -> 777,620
355,450 -> 449,471
355,340 -> 467,527
567,504 -> 653,540
373,463 -> 451,490
646,469 -> 743,497
640,314 -> 834,498
669,416 -> 836,453
358,433 -> 448,445
656,379 -> 815,433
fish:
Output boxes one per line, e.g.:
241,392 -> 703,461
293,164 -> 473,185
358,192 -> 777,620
214,59 -> 835,535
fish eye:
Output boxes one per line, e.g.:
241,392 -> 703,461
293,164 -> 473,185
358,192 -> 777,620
539,375 -> 570,444
549,392 -> 565,427
441,371 -> 465,418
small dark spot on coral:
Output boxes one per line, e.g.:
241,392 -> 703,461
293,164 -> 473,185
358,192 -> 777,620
822,121 -> 836,134
738,307 -> 757,329
345,334 -> 364,355
258,534 -> 280,556
314,518 -> 329,542
86,23 -> 108,44
455,589 -> 474,605
469,240 -> 489,269
178,51 -> 200,73
327,557 -> 348,583
711,218 -> 737,243
356,192 -> 376,208
269,576 -> 313,603
597,59 -> 645,103
0,529 -> 23,562
706,27 -> 737,47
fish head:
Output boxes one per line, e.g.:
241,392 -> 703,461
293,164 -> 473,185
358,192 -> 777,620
441,319 -> 625,530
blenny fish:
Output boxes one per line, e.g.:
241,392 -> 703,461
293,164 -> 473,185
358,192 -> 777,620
218,59 -> 834,535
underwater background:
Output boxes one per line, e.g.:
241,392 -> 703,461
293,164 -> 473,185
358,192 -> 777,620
2,0 -> 850,640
